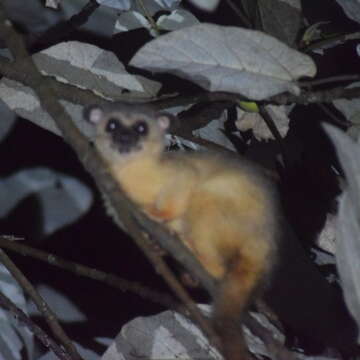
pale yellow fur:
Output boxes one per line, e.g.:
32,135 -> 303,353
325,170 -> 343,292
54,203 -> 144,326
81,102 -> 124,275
112,153 -> 275,280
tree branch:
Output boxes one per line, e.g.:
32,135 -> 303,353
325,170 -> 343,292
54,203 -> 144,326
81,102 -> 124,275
0,4 -> 220,352
302,31 -> 360,52
300,74 -> 360,87
0,249 -> 82,360
0,236 -> 178,310
0,291 -> 72,360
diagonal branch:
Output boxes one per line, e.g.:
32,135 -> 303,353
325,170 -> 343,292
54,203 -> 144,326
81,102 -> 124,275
0,3 -> 220,351
0,290 -> 72,360
0,249 -> 82,360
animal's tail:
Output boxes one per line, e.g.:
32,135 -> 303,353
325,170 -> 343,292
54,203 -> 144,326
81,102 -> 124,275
212,252 -> 266,360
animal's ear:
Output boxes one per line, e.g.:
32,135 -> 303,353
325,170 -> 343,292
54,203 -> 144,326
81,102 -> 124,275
156,112 -> 177,132
83,105 -> 104,125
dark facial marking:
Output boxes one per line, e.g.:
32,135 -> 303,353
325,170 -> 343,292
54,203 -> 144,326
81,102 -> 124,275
105,117 -> 141,154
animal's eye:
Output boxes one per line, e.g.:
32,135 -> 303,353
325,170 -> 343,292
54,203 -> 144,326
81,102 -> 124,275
106,118 -> 118,133
133,121 -> 148,136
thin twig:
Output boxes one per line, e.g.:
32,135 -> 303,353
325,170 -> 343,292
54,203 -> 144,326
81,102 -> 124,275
150,87 -> 360,107
0,249 -> 82,360
300,74 -> 360,88
302,31 -> 360,52
0,291 -> 72,360
269,86 -> 360,105
0,236 -> 177,310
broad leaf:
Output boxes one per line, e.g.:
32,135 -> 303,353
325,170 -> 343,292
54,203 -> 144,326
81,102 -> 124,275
131,23 -> 316,100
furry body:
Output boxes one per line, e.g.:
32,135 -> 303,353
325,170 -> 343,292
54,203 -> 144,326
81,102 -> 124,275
84,103 -> 278,359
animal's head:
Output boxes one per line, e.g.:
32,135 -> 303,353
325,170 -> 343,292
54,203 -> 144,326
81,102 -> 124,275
84,102 -> 173,166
